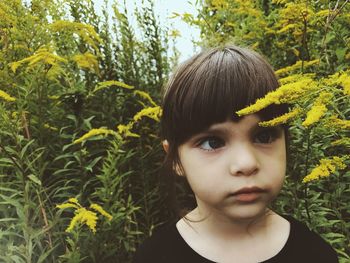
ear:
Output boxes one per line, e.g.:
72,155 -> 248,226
162,140 -> 169,153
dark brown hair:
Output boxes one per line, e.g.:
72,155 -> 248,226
160,45 -> 288,218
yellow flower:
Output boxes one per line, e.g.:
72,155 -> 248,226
331,138 -> 350,146
275,59 -> 320,76
302,104 -> 327,127
90,204 -> 113,221
73,52 -> 99,73
49,20 -> 102,52
338,73 -> 350,96
57,198 -> 113,233
92,80 -> 134,94
134,90 -> 157,106
0,89 -> 16,102
302,156 -> 348,183
66,207 -> 98,233
56,203 -> 79,210
323,71 -> 350,96
237,77 -> 316,116
9,46 -> 67,73
68,198 -> 80,205
259,107 -> 301,127
300,91 -> 332,127
73,128 -> 120,144
133,106 -> 162,122
117,123 -> 140,138
279,73 -> 315,85
325,116 -> 350,130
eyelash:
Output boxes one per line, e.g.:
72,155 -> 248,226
196,128 -> 280,152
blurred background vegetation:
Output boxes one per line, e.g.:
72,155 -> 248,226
0,0 -> 349,262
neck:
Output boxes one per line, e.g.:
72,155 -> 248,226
185,207 -> 275,241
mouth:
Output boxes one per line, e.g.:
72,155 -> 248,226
230,187 -> 266,202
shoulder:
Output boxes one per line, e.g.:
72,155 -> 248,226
132,222 -> 184,263
278,215 -> 338,262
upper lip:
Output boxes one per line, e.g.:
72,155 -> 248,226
232,187 -> 265,195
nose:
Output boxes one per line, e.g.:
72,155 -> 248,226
228,143 -> 259,176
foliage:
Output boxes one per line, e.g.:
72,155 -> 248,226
0,0 -> 172,262
0,0 -> 349,262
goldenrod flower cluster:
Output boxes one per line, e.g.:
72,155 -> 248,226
302,156 -> 348,183
10,47 -> 67,73
325,115 -> 350,130
259,107 -> 301,127
73,128 -> 120,144
236,77 -> 316,116
92,80 -> 134,94
56,198 -> 112,233
323,71 -> 350,96
117,123 -> 140,138
117,106 -> 162,138
279,73 -> 315,85
73,52 -> 99,73
275,59 -> 319,76
134,90 -> 157,106
50,20 -> 102,52
0,89 -> 16,102
331,138 -> 350,146
133,106 -> 162,122
302,92 -> 332,127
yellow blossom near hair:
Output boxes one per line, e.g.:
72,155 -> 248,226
303,156 -> 348,183
133,106 -> 162,122
73,128 -> 120,144
134,90 -> 157,106
90,204 -> 113,221
302,92 -> 332,127
237,77 -> 316,116
275,59 -> 319,76
259,107 -> 301,127
0,89 -> 16,102
279,73 -> 315,85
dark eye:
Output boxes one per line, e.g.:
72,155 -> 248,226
254,129 -> 279,144
198,137 -> 225,151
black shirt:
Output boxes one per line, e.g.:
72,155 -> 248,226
133,216 -> 338,263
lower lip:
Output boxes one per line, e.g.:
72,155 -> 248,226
233,192 -> 262,202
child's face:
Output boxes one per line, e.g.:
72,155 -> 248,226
178,114 -> 286,222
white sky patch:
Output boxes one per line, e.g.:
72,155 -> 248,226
93,0 -> 200,62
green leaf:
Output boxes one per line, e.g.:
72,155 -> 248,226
27,174 -> 41,186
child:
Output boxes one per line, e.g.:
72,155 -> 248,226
133,45 -> 338,263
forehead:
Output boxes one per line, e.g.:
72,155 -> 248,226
204,115 -> 261,132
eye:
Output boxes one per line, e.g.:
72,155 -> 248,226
198,136 -> 225,151
254,128 -> 280,144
